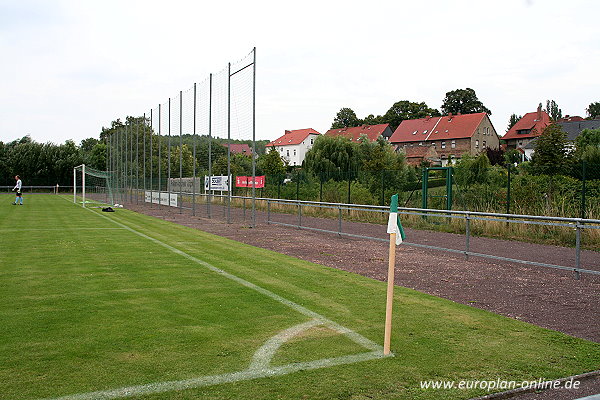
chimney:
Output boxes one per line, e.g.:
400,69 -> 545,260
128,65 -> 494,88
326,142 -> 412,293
285,130 -> 291,134
537,104 -> 542,120
448,113 -> 453,121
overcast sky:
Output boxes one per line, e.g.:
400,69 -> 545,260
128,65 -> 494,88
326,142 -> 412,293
1,0 -> 599,145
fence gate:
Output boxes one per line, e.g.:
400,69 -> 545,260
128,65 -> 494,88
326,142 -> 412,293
421,167 -> 453,210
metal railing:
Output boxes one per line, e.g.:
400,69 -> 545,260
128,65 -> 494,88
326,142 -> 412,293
261,197 -> 600,279
130,190 -> 600,279
1,185 -> 73,193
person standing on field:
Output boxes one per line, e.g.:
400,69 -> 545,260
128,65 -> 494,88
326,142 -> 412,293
12,175 -> 23,205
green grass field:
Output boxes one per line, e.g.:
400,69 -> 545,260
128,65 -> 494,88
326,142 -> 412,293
0,194 -> 598,400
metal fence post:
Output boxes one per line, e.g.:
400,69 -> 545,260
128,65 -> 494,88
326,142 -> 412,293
506,163 -> 511,215
298,201 -> 302,228
581,161 -> 587,220
296,172 -> 300,200
267,199 -> 271,224
465,213 -> 471,260
338,205 -> 342,236
575,222 -> 581,280
319,173 -> 323,203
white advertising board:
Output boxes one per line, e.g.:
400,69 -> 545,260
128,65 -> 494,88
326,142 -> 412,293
204,175 -> 231,192
144,191 -> 178,207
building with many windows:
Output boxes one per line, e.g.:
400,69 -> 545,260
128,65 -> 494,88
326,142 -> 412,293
324,124 -> 393,142
503,105 -> 551,150
265,128 -> 321,166
389,112 -> 500,166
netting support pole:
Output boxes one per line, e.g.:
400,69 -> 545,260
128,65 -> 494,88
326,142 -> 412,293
168,98 -> 172,208
136,116 -> 139,205
130,118 -> 134,203
227,62 -> 231,224
179,90 -> 183,214
192,82 -> 197,217
82,164 -> 86,208
158,104 -> 162,207
150,109 -> 154,209
143,112 -> 146,205
208,73 -> 213,219
125,121 -> 128,204
251,47 -> 257,228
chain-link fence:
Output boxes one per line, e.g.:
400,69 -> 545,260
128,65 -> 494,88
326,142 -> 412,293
237,162 -> 599,221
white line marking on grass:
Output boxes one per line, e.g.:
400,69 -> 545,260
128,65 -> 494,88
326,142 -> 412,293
87,207 -> 383,353
40,199 -> 392,400
41,351 -> 387,400
249,319 -> 322,371
0,227 -> 125,232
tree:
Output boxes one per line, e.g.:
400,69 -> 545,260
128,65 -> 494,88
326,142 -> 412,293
356,136 -> 404,172
507,114 -> 522,132
362,114 -> 384,125
504,149 -> 522,165
331,107 -> 361,129
586,102 -> 600,120
575,128 -> 600,150
441,88 -> 491,116
545,100 -> 562,121
169,144 -> 195,177
303,135 -> 358,181
454,153 -> 491,187
211,153 -> 253,177
257,148 -> 286,177
485,147 -> 505,166
381,100 -> 440,131
530,123 -> 570,174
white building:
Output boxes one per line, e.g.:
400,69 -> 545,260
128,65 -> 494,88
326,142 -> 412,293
266,128 -> 321,166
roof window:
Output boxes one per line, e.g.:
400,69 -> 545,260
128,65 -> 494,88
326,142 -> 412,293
412,130 -> 417,135
423,130 -> 428,134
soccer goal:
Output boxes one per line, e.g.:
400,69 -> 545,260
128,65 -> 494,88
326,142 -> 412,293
73,164 -> 115,207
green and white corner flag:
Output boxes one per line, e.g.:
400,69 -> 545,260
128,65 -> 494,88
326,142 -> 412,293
387,194 -> 406,245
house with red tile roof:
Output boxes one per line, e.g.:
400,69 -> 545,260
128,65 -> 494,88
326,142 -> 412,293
265,128 -> 321,166
503,105 -> 551,150
403,145 -> 440,167
389,112 -> 500,166
222,143 -> 252,156
324,124 -> 393,142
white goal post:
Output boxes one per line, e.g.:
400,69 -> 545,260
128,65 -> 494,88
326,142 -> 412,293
73,164 -> 114,207
74,164 -> 85,207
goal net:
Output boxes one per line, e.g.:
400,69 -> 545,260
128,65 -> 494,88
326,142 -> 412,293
73,164 -> 115,207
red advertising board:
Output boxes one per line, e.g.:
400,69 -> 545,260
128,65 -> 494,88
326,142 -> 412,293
235,175 -> 265,188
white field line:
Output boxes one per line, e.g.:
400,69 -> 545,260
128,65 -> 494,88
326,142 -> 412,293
38,199 -> 391,400
0,227 -> 125,232
41,351 -> 387,400
86,205 -> 383,354
249,319 -> 323,371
